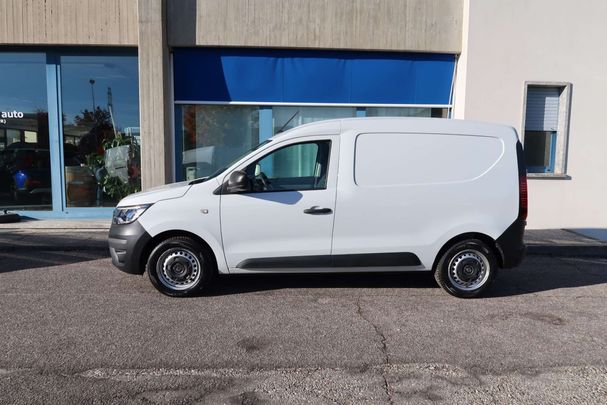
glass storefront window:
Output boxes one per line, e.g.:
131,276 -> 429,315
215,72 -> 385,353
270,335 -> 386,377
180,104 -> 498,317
0,53 -> 51,210
60,54 -> 140,207
176,104 -> 449,181
177,105 -> 358,181
366,107 -> 448,118
272,106 -> 356,133
179,105 -> 260,181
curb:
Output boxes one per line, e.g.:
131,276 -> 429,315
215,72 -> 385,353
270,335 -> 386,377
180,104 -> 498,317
526,245 -> 607,258
0,244 -> 109,252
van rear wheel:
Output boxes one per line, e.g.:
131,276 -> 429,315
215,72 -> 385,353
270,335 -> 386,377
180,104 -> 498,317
146,236 -> 214,297
434,239 -> 498,298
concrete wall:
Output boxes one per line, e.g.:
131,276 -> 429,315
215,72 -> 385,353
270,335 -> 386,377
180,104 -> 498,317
138,0 -> 173,189
168,0 -> 463,53
454,0 -> 607,229
0,0 -> 138,45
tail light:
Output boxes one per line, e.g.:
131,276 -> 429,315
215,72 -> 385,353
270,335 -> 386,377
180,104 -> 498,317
516,141 -> 528,221
519,173 -> 528,220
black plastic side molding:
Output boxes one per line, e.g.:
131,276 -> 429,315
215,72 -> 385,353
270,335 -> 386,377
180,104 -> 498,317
236,252 -> 421,269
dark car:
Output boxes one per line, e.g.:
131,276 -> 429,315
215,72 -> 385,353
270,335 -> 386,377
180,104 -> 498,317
0,143 -> 52,205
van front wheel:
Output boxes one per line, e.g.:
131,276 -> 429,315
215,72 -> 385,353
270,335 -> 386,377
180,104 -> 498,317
146,236 -> 214,297
434,239 -> 498,298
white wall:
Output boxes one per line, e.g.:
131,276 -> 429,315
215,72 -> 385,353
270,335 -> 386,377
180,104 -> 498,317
454,0 -> 607,229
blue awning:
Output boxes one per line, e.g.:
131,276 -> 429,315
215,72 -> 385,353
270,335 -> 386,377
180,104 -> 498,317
173,48 -> 455,105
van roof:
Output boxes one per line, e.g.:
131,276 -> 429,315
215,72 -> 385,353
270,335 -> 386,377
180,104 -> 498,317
271,117 -> 519,142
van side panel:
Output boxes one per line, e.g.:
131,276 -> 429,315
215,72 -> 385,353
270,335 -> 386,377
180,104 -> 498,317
332,129 -> 520,270
355,133 -> 503,186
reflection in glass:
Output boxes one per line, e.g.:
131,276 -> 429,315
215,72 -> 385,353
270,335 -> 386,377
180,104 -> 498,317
365,107 -> 448,118
524,130 -> 556,173
272,106 -> 356,134
0,53 -> 51,210
176,104 -> 449,182
60,55 -> 140,207
180,105 -> 260,181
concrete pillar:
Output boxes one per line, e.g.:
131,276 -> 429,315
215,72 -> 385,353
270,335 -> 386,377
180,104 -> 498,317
452,0 -> 470,119
138,0 -> 173,190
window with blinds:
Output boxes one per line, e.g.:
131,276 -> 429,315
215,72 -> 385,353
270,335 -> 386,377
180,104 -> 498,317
524,86 -> 563,173
525,87 -> 560,132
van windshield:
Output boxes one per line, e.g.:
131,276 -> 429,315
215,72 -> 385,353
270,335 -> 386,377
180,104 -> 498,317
189,139 -> 272,184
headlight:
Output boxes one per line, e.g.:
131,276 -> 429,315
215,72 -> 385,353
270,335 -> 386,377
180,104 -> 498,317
112,204 -> 152,225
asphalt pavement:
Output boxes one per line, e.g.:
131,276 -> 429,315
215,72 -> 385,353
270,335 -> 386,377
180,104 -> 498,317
0,243 -> 606,404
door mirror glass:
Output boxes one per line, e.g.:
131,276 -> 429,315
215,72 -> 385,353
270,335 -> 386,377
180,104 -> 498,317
226,170 -> 250,193
254,163 -> 261,177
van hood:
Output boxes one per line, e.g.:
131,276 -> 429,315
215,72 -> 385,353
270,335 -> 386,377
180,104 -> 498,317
117,181 -> 192,207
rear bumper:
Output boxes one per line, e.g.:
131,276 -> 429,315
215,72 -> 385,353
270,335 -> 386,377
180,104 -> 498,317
496,218 -> 526,268
108,221 -> 151,274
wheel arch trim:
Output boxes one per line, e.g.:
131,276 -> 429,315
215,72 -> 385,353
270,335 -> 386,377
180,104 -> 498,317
140,229 -> 223,275
432,232 -> 503,271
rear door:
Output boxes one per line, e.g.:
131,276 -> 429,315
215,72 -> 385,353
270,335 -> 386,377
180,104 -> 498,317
220,136 -> 339,270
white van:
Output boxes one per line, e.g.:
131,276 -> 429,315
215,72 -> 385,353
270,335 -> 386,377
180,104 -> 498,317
109,118 -> 527,298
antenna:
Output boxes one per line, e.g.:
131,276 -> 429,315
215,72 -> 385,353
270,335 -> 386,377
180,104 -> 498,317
107,87 -> 118,137
276,110 -> 299,133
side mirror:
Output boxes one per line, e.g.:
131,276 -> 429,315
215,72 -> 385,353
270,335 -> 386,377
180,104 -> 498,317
225,170 -> 250,193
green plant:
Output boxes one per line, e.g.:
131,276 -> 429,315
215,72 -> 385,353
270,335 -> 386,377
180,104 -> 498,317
103,133 -> 141,167
101,175 -> 139,200
84,152 -> 104,173
103,133 -> 131,149
80,133 -> 142,201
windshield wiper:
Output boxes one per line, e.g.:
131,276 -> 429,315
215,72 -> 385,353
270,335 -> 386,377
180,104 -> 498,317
188,177 -> 209,185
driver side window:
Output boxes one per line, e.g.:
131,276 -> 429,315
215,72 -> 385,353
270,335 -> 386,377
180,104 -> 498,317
245,140 -> 331,192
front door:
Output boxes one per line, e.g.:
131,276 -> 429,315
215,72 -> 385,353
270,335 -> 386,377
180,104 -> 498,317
220,137 -> 338,270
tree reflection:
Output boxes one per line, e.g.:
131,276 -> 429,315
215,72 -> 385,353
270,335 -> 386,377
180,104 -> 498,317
65,106 -> 141,206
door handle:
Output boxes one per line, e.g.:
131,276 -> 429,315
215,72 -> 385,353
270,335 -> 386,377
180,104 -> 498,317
303,206 -> 333,215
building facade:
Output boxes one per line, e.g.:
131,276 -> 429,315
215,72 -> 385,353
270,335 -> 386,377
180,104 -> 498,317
0,0 -> 604,229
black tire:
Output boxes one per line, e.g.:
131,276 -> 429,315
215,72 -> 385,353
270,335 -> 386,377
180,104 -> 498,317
146,236 -> 215,297
434,239 -> 498,298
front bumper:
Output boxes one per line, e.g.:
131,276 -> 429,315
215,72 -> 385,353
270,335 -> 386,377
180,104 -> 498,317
108,221 -> 152,274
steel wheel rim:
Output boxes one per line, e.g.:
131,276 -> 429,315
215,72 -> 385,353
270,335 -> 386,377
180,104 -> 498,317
158,248 -> 202,291
447,249 -> 490,291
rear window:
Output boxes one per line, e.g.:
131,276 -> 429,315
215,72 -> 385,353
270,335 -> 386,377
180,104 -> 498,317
354,133 -> 503,187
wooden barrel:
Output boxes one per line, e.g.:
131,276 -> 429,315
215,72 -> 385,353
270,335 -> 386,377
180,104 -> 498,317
65,166 -> 96,207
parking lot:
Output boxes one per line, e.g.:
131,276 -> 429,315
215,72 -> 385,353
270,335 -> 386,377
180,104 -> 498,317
0,245 -> 606,404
